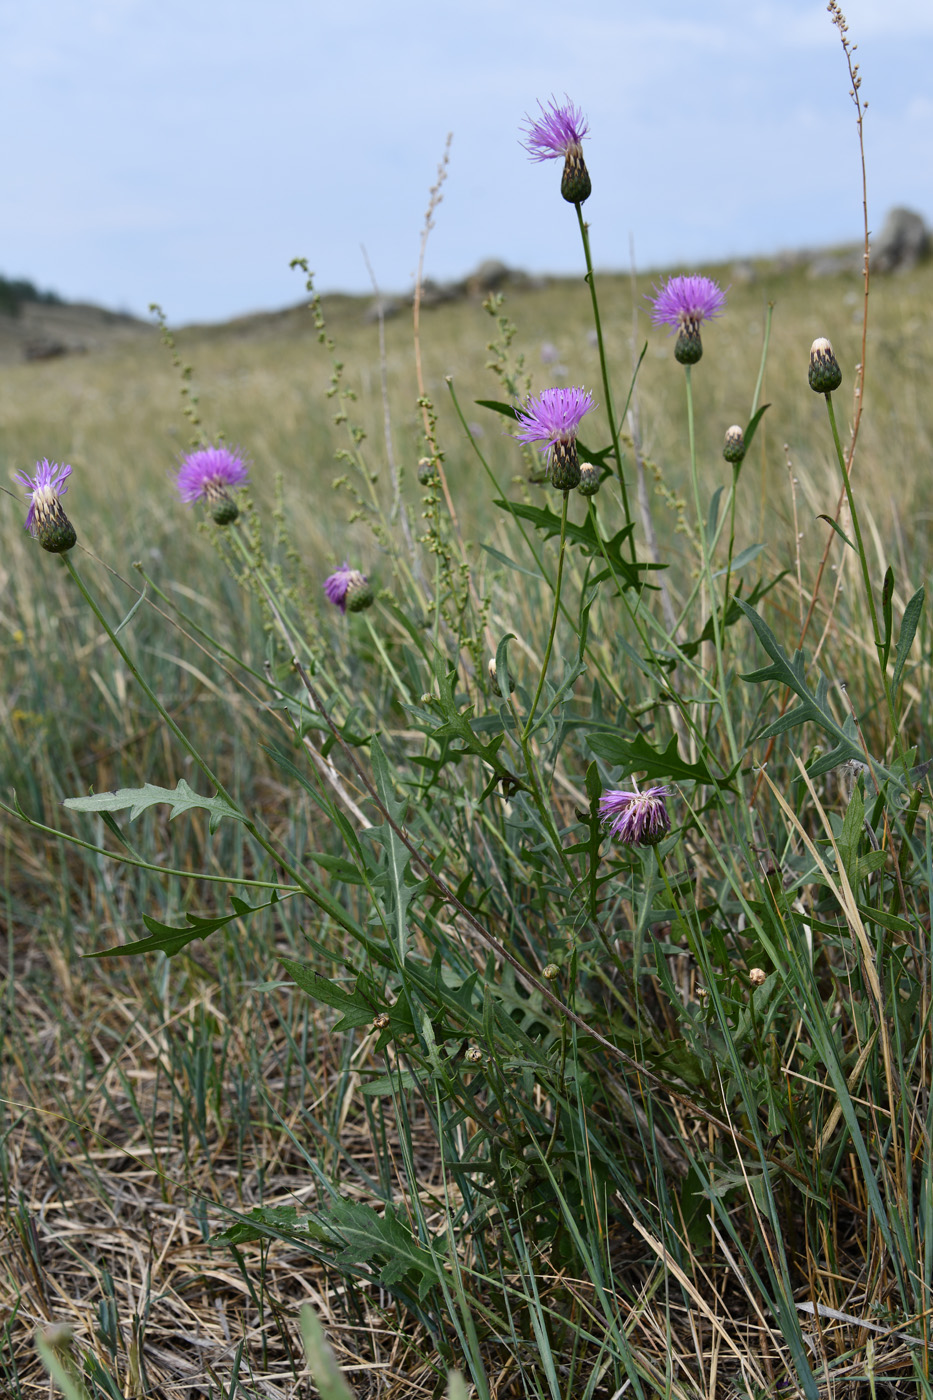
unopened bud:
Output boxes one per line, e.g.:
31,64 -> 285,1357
372,1012 -> 390,1030
577,463 -> 601,496
488,657 -> 515,696
749,967 -> 766,986
465,1045 -> 483,1065
722,425 -> 746,464
417,457 -> 436,485
808,338 -> 842,394
543,963 -> 560,980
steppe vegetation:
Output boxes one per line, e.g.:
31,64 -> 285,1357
2,22 -> 933,1400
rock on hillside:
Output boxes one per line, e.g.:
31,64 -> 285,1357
0,301 -> 154,367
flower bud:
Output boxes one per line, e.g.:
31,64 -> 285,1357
372,1012 -> 390,1030
543,963 -> 560,980
417,457 -> 436,485
722,425 -> 746,464
577,463 -> 601,496
748,967 -> 766,986
488,657 -> 515,696
465,1046 -> 483,1065
808,338 -> 842,394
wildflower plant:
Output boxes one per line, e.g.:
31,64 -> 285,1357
6,10 -> 933,1398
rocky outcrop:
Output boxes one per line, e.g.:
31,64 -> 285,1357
871,207 -> 931,272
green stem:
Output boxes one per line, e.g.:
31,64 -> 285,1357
684,366 -> 740,770
575,204 -> 633,538
823,392 -> 880,648
722,463 -> 740,628
522,490 -> 569,741
823,391 -> 908,767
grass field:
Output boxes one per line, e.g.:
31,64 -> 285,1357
2,212 -> 933,1400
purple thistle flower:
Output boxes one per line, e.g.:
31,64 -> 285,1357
521,96 -> 589,161
521,96 -> 592,204
175,444 -> 249,524
650,275 -> 726,365
324,561 -> 374,615
600,786 -> 671,847
514,386 -> 595,491
15,459 -> 77,553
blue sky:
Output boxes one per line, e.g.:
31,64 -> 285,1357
2,0 -> 931,324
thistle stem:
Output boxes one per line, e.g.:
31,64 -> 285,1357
575,204 -> 633,537
823,390 -> 908,765
684,366 -> 739,768
523,489 -> 569,740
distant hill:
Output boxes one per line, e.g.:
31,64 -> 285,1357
0,293 -> 156,367
2,207 -> 928,369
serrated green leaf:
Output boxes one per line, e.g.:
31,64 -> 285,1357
89,892 -> 281,959
326,1198 -> 442,1301
491,499 -> 651,590
64,778 -> 245,833
586,731 -> 735,790
280,960 -> 379,1030
212,1205 -> 334,1247
361,1069 -> 423,1095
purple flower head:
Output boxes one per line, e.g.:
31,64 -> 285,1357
521,96 -> 592,203
650,276 -> 726,365
324,561 -> 374,615
600,786 -> 671,847
515,386 -> 594,455
15,459 -> 77,553
515,386 -> 595,491
521,96 -> 589,161
176,444 -> 249,503
650,276 -> 726,332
